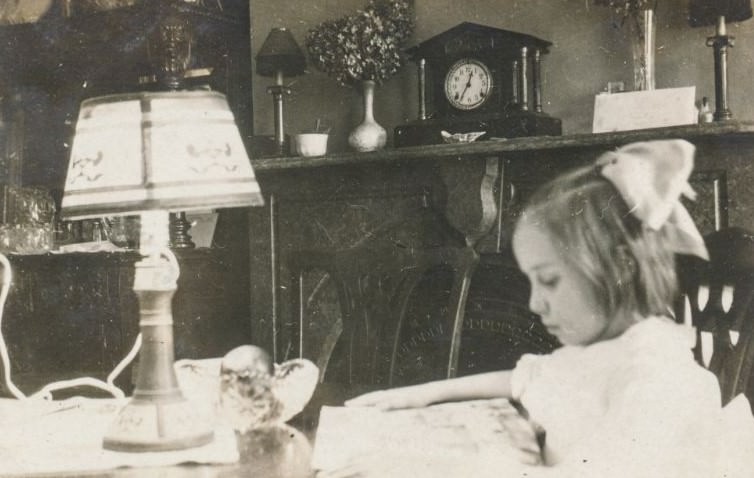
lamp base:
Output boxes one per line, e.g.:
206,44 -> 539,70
103,397 -> 214,452
104,238 -> 213,453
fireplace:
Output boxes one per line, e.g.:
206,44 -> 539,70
284,247 -> 558,387
249,158 -> 560,388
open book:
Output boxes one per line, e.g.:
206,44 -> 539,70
312,398 -> 542,473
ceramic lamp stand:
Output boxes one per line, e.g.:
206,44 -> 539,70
102,211 -> 213,452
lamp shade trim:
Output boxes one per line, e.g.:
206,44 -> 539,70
61,196 -> 263,221
78,90 -> 232,107
62,179 -> 263,220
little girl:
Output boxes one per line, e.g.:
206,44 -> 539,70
339,140 -> 754,478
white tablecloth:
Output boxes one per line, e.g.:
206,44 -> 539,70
0,397 -> 238,476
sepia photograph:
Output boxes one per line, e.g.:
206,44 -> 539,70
0,0 -> 753,476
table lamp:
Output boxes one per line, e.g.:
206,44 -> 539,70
146,10 -> 201,249
256,27 -> 306,155
689,0 -> 753,121
60,90 -> 264,451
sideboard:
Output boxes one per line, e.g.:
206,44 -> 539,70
249,122 -> 754,386
0,246 -> 251,397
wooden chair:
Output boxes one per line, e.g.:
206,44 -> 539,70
284,245 -> 479,387
676,227 -> 754,406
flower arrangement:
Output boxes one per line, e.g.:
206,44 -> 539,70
305,0 -> 414,86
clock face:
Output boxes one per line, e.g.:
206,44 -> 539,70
444,59 -> 493,111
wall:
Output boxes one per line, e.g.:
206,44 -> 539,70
251,0 -> 754,152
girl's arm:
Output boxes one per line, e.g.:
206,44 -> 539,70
345,370 -> 513,410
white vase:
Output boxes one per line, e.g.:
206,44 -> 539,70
348,80 -> 387,152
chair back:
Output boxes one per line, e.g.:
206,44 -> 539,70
284,245 -> 479,387
677,227 -> 754,406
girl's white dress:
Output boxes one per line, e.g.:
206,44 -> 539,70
510,315 -> 754,478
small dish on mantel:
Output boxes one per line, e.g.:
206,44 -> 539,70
294,133 -> 329,157
441,130 -> 486,144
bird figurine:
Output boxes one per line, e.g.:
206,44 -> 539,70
219,345 -> 319,433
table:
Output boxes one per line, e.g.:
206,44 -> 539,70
0,383 -> 355,478
3,384 -> 534,477
83,425 -> 315,478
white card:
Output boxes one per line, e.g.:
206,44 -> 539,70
593,86 -> 697,133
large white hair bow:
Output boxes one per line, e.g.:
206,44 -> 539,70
596,140 -> 709,260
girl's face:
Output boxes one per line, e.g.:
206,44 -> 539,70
512,219 -> 616,346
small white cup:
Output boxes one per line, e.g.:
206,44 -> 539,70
294,133 -> 329,157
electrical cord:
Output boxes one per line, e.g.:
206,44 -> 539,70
0,251 -> 146,401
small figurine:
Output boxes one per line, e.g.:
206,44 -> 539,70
699,97 -> 714,124
219,345 -> 319,433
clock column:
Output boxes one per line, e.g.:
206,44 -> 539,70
418,58 -> 428,120
533,49 -> 543,113
518,46 -> 529,111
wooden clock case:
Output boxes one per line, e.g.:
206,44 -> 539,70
395,22 -> 562,147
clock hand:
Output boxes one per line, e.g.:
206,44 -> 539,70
459,71 -> 473,101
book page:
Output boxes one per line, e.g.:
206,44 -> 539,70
312,398 -> 540,472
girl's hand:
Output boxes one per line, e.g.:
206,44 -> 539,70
347,371 -> 513,409
344,386 -> 433,410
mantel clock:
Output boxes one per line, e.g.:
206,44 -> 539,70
395,22 -> 562,147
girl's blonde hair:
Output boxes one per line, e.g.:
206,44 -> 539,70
518,164 -> 677,322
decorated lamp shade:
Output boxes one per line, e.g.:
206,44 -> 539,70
60,91 -> 264,220
689,0 -> 753,27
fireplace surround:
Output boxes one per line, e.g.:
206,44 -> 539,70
250,123 -> 746,387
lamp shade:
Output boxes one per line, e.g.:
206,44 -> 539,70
689,0 -> 753,27
60,91 -> 264,220
256,27 -> 306,77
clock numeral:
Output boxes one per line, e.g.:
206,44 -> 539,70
445,59 -> 492,110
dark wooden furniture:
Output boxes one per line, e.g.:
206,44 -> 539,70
677,227 -> 754,407
394,22 -> 562,147
250,122 -> 754,387
285,244 -> 479,387
0,2 -> 255,395
0,1 -> 253,189
0,247 -> 251,397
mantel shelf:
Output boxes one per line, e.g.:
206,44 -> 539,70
251,121 -> 754,173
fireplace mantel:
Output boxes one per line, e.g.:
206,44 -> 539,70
252,122 -> 754,172
249,122 -> 754,386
